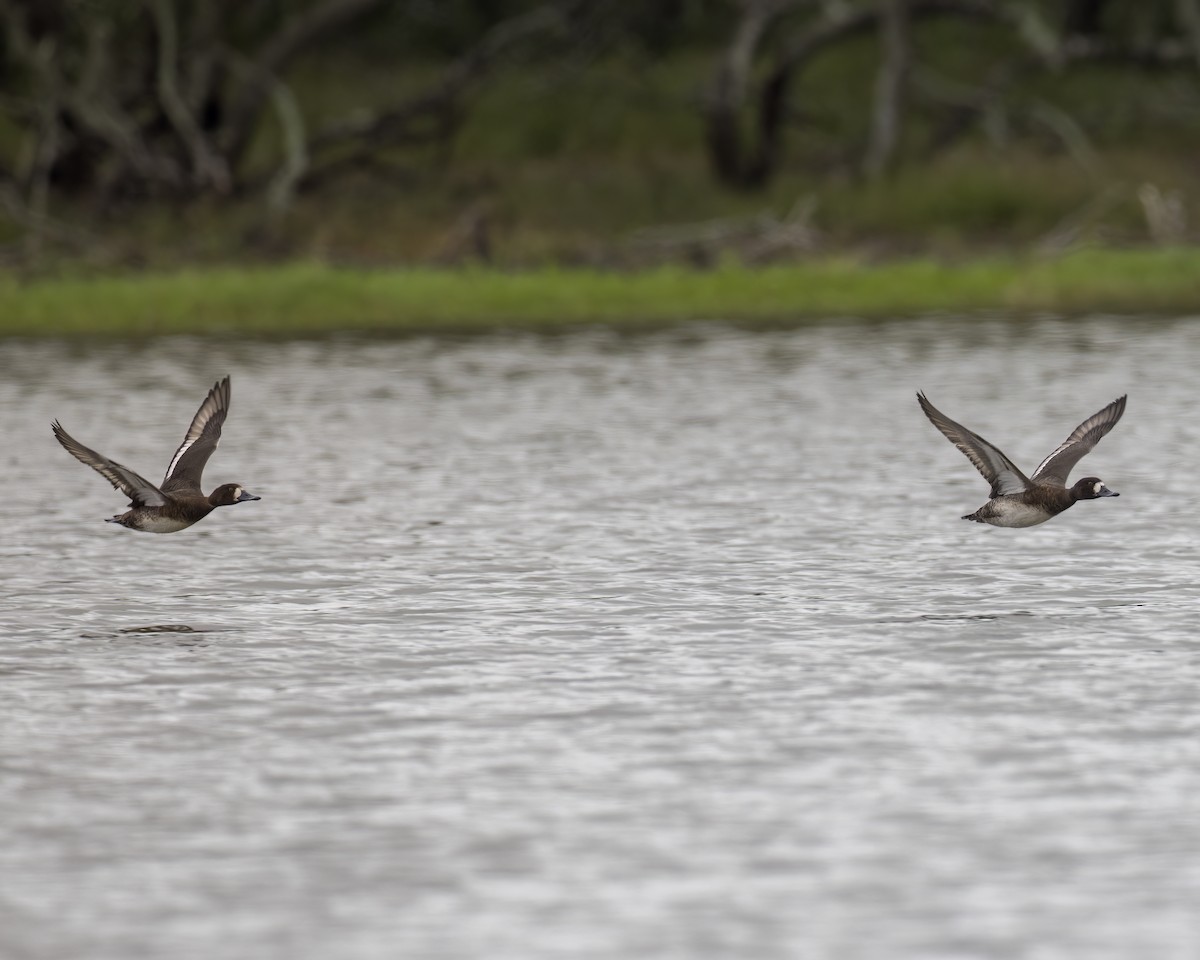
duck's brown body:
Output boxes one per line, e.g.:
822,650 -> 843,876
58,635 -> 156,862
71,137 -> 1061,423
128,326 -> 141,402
961,478 -> 1111,527
918,392 -> 1125,529
53,376 -> 260,533
105,483 -> 258,532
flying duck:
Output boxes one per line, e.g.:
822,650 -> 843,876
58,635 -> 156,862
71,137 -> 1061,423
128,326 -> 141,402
917,392 -> 1125,527
53,375 -> 260,532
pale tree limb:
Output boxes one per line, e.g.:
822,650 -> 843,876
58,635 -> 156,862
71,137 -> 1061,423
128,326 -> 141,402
1034,184 -> 1124,255
714,1 -> 798,111
625,196 -> 820,266
1028,99 -> 1100,175
702,0 -> 1144,190
217,47 -> 308,213
1010,2 -> 1060,63
146,0 -> 231,193
220,0 -> 388,166
1138,183 -> 1188,245
706,0 -> 806,187
864,0 -> 912,179
914,61 -> 1102,173
265,81 -> 309,220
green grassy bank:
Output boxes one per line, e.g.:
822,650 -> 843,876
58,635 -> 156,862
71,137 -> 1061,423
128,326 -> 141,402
2,248 -> 1199,338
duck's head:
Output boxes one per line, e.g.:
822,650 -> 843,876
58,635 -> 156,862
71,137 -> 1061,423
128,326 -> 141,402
1072,477 -> 1119,500
209,483 -> 261,507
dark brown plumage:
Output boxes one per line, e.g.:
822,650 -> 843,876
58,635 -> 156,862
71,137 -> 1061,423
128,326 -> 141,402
53,376 -> 260,533
917,392 -> 1125,528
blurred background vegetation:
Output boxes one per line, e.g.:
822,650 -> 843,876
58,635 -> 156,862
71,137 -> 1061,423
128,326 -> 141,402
1,0 -> 1198,272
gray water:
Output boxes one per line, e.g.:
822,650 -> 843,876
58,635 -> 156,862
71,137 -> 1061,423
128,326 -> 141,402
3,316 -> 1200,960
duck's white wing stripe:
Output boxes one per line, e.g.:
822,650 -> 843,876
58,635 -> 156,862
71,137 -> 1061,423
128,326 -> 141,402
164,429 -> 214,483
163,377 -> 230,486
1031,395 -> 1127,486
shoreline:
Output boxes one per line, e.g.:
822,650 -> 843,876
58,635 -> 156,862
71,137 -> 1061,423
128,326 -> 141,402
3,248 -> 1198,337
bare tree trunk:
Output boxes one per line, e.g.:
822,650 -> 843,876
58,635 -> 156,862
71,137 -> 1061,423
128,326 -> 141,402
863,0 -> 911,179
702,0 -> 1008,192
705,1 -> 882,190
706,0 -> 790,188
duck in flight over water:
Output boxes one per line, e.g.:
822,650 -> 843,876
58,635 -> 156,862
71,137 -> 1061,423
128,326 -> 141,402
53,375 -> 260,533
917,392 -> 1126,528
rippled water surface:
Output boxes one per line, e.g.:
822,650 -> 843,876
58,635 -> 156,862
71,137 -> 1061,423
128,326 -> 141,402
4,316 -> 1200,959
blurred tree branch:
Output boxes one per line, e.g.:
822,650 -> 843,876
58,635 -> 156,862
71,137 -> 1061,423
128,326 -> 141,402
219,0 -> 389,169
300,4 -> 567,187
0,0 -> 1197,264
705,0 -> 1006,189
0,0 -> 573,261
702,0 -> 1198,191
147,0 -> 231,193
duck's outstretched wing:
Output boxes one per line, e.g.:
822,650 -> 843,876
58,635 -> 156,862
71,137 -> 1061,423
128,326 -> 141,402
917,392 -> 1031,497
161,376 -> 230,495
53,421 -> 167,507
1031,395 -> 1126,487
